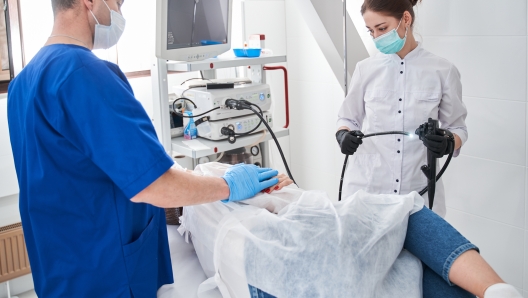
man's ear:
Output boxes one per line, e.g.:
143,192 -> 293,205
81,0 -> 94,11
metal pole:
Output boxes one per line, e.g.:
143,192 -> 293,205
343,0 -> 348,94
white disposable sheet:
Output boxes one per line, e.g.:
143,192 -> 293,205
179,163 -> 425,298
157,225 -> 208,298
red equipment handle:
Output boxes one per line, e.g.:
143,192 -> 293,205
262,66 -> 290,129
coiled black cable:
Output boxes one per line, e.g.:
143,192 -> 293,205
338,130 -> 455,202
223,99 -> 296,185
339,131 -> 410,201
172,97 -> 196,113
247,106 -> 296,185
171,98 -> 220,118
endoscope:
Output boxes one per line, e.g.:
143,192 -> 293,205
338,118 -> 455,210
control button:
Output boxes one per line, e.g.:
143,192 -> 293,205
259,93 -> 265,101
236,122 -> 242,130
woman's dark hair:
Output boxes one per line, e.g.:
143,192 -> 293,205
361,0 -> 422,26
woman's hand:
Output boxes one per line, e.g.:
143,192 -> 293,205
261,173 -> 294,194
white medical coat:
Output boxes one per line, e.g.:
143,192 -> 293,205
337,43 -> 468,217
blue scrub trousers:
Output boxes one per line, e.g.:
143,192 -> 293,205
248,206 -> 478,298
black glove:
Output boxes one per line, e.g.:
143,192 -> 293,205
422,134 -> 449,158
336,129 -> 364,155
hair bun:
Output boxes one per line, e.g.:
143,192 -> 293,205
410,0 -> 422,6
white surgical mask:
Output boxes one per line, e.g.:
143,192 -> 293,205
90,0 -> 126,50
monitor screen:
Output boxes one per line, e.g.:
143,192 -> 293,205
167,0 -> 229,50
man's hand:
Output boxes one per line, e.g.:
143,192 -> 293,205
222,164 -> 279,202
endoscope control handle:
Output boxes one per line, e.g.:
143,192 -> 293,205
421,165 -> 432,180
426,149 -> 437,209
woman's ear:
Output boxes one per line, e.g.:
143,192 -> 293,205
404,11 -> 413,28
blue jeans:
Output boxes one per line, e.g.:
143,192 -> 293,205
248,206 -> 478,298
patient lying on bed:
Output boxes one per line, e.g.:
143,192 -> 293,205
177,162 -> 519,298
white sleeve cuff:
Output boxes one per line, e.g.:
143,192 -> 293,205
448,128 -> 468,158
336,118 -> 361,131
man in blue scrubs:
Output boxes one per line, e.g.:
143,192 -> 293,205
7,0 -> 279,297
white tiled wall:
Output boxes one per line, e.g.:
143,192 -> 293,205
286,0 -> 528,293
0,95 -> 18,198
525,230 -> 528,294
414,0 -> 528,293
446,208 -> 525,289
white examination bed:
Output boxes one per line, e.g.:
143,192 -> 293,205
170,163 -> 425,298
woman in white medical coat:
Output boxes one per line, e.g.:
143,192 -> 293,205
336,0 -> 467,217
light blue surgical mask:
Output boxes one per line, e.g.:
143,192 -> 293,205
373,19 -> 407,54
90,0 -> 126,50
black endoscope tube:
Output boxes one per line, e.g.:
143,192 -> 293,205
338,131 -> 410,202
419,144 -> 455,197
247,106 -> 297,185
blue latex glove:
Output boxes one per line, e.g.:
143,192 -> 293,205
222,164 -> 279,202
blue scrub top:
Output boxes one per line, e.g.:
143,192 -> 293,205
7,44 -> 174,297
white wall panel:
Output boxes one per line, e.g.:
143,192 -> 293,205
285,0 -> 312,39
524,231 -> 528,292
443,155 -> 525,228
117,0 -> 156,73
244,1 -> 287,55
19,0 -> 53,64
0,96 -> 18,197
526,168 -> 528,231
414,0 -> 526,37
445,208 -> 525,289
0,155 -> 18,197
0,194 -> 20,227
0,95 -> 11,156
286,37 -> 338,84
289,163 -> 339,201
462,97 -> 526,166
422,36 -> 527,102
289,80 -> 336,174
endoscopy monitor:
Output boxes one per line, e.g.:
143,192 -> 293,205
156,0 -> 232,62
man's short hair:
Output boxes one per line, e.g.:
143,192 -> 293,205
51,0 -> 78,14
